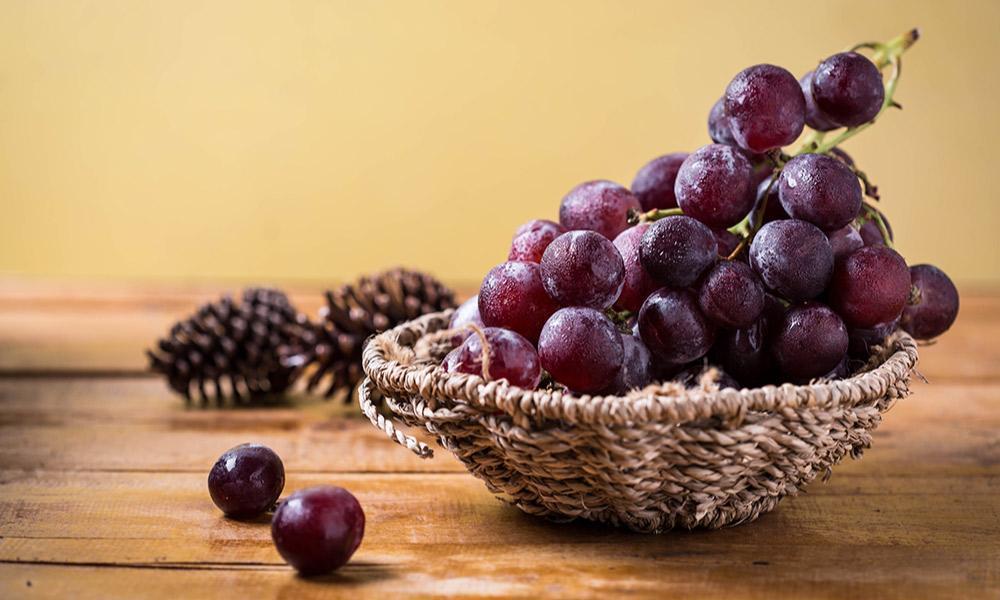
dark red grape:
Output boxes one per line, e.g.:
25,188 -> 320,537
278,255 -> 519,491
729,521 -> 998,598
675,144 -> 754,228
449,294 -> 483,344
697,260 -> 764,328
829,246 -> 910,328
442,326 -> 541,389
749,219 -> 834,300
479,261 -> 559,342
750,176 -> 790,227
799,70 -> 838,131
605,333 -> 654,394
208,443 -> 284,520
638,288 -> 715,365
772,302 -> 848,380
724,64 -> 806,153
712,293 -> 785,386
778,153 -> 862,231
613,224 -> 658,312
559,180 -> 641,241
508,219 -> 566,263
631,153 -> 689,211
848,318 -> 899,358
540,230 -> 624,309
538,307 -> 624,393
901,264 -> 960,340
639,215 -> 717,287
271,486 -> 365,576
713,228 -> 740,257
827,224 -> 864,260
811,52 -> 885,127
858,209 -> 894,246
708,97 -> 737,146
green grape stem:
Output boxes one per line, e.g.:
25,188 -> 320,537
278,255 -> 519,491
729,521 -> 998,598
632,206 -> 685,224
861,203 -> 894,248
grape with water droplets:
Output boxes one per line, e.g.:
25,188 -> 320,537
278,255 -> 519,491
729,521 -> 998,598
829,245 -> 910,328
675,144 -> 754,228
640,216 -> 717,287
538,307 -> 624,394
708,97 -> 737,146
779,153 -> 862,231
638,288 -> 715,365
858,209 -> 894,246
713,228 -> 740,257
479,261 -> 559,342
508,219 -> 566,263
605,333 -> 654,394
559,180 -> 641,241
811,52 -> 885,127
208,443 -> 285,520
827,224 -> 864,260
540,230 -> 624,309
613,224 -> 658,312
901,264 -> 959,340
799,70 -> 838,131
749,219 -> 834,300
443,326 -> 541,389
697,260 -> 765,328
449,294 -> 483,344
724,64 -> 806,153
631,153 -> 688,211
772,302 -> 848,381
271,486 -> 365,576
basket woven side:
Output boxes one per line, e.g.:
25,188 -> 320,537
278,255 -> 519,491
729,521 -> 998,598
361,311 -> 918,532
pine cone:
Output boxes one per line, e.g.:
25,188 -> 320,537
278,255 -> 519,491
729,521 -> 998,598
286,268 -> 457,400
147,287 -> 301,405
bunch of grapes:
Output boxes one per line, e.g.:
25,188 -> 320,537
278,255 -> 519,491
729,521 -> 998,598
443,29 -> 959,395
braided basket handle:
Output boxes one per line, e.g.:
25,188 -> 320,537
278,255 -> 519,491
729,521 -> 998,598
359,377 -> 434,459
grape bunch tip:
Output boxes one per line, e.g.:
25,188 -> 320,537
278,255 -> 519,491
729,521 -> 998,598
446,28 -> 957,395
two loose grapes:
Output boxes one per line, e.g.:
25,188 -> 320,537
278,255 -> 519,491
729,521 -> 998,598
444,30 -> 956,394
208,444 -> 365,577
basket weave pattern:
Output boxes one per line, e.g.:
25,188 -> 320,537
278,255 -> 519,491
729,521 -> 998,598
361,310 -> 919,533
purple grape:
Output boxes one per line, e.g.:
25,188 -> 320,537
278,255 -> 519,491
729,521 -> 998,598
713,228 -> 740,257
749,219 -> 834,300
697,260 -> 765,328
479,261 -> 559,342
772,302 -> 848,380
605,334 -> 654,394
538,307 -> 624,393
811,52 -> 885,127
778,153 -> 862,231
540,230 -> 624,309
799,70 -> 838,131
712,293 -> 785,386
508,219 -> 566,263
631,153 -> 689,211
858,209 -> 894,246
848,318 -> 899,358
639,215 -> 717,287
613,224 -> 659,312
559,180 -> 641,241
271,486 -> 365,576
449,295 -> 484,344
822,356 -> 851,380
829,147 -> 855,167
827,224 -> 864,260
829,246 -> 910,328
724,64 -> 806,153
442,326 -> 541,389
675,144 -> 754,228
208,443 -> 285,520
638,288 -> 715,365
901,264 -> 960,340
708,97 -> 737,146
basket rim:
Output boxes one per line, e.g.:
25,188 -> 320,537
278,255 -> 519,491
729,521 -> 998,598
362,309 -> 919,428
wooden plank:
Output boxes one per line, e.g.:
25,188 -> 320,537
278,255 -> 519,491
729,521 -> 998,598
0,279 -> 995,380
0,377 -> 996,475
0,471 -> 996,599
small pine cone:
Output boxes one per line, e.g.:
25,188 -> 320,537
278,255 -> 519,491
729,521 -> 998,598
285,268 -> 457,400
147,287 -> 302,405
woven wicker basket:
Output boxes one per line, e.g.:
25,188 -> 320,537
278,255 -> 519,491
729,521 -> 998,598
361,309 -> 919,533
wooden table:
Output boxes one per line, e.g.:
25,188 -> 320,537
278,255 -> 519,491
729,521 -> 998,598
0,280 -> 997,599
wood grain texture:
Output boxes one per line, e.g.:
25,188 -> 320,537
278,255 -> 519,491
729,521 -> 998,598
0,280 -> 998,599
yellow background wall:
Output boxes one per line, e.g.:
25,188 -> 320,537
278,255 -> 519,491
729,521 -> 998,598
2,0 -> 998,286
